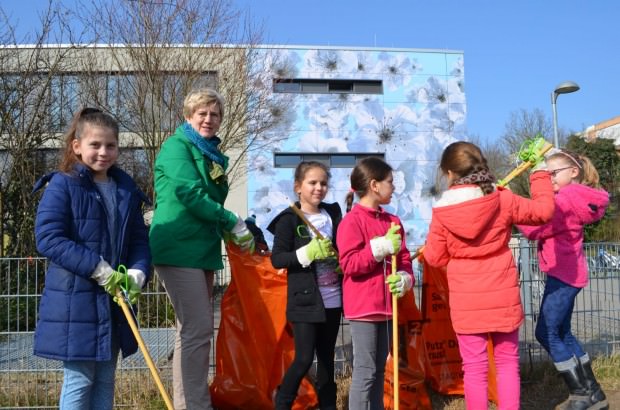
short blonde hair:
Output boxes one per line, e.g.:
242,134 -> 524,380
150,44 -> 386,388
183,88 -> 225,120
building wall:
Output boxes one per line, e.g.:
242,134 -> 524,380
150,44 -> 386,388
246,46 -> 466,248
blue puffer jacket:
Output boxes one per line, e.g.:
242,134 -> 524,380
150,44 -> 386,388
32,164 -> 151,361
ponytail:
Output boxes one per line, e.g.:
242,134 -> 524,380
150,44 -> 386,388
578,155 -> 600,188
345,191 -> 355,213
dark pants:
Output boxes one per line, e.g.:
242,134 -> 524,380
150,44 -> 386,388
278,308 -> 342,409
535,276 -> 586,363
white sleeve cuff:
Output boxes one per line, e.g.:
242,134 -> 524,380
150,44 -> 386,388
370,236 -> 393,262
296,245 -> 312,268
397,270 -> 413,291
127,269 -> 146,288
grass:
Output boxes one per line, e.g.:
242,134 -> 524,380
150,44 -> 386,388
1,355 -> 618,409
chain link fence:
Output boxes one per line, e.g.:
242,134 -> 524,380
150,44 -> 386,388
1,241 -> 619,408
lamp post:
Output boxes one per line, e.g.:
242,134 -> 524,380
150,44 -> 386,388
551,81 -> 580,147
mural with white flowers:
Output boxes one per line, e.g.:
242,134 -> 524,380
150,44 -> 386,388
247,46 -> 466,248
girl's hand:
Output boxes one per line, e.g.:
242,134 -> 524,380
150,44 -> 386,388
370,224 -> 401,261
386,271 -> 413,297
296,237 -> 335,267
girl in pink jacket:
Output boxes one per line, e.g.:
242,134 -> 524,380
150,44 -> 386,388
518,150 -> 609,410
424,141 -> 554,410
336,157 -> 413,410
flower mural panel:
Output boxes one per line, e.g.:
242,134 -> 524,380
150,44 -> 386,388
248,46 -> 466,248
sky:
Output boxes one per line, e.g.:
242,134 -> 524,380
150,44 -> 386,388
4,0 -> 620,142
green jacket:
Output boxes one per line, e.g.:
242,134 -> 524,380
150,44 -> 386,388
149,125 -> 237,270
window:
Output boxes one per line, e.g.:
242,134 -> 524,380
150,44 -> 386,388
273,79 -> 382,94
274,152 -> 384,168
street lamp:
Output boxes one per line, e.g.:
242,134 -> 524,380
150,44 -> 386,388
551,81 -> 580,147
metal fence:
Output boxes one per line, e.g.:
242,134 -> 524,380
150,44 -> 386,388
1,241 -> 619,408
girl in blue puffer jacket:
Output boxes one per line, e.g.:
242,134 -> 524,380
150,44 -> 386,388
32,108 -> 151,410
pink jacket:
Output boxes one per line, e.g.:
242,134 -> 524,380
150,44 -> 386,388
424,172 -> 554,334
336,204 -> 413,320
518,183 -> 609,288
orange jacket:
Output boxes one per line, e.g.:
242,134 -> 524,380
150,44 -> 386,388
424,172 -> 554,334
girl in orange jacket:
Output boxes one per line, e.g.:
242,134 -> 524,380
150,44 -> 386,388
424,141 -> 554,410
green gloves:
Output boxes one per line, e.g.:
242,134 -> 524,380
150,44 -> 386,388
386,271 -> 413,297
227,213 -> 256,253
102,269 -> 127,298
297,237 -> 335,267
92,259 -> 124,297
370,224 -> 402,262
125,269 -> 146,305
92,259 -> 146,304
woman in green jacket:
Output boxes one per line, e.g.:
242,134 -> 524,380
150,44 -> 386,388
150,88 -> 253,410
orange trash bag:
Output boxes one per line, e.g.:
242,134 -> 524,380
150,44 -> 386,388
383,288 -> 432,409
210,244 -> 318,410
418,254 -> 498,403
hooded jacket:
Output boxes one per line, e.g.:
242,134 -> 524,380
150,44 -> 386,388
336,204 -> 413,320
149,124 -> 238,270
267,202 -> 342,323
424,172 -> 554,334
518,183 -> 609,288
32,164 -> 151,361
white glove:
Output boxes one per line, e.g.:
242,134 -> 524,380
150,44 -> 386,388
127,269 -> 146,289
230,214 -> 255,252
369,224 -> 401,262
386,270 -> 413,297
143,210 -> 154,226
90,258 -> 115,285
532,159 -> 548,172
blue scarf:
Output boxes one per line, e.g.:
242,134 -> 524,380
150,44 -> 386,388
181,122 -> 228,182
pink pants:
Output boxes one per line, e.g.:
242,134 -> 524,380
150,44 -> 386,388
456,330 -> 520,410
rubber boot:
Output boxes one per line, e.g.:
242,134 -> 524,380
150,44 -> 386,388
579,358 -> 609,410
317,381 -> 337,410
555,358 -> 592,410
274,385 -> 296,410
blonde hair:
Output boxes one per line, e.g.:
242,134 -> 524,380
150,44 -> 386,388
183,88 -> 225,120
547,149 -> 600,188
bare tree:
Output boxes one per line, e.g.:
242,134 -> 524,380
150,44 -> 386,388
498,108 -> 554,196
0,1 -> 83,256
70,0 -> 292,196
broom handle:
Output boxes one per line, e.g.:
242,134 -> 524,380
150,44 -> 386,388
116,290 -> 174,410
391,223 -> 399,410
289,203 -> 325,239
498,142 -> 553,187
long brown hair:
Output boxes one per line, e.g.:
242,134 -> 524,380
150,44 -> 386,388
345,156 -> 393,212
59,108 -> 120,173
440,141 -> 495,195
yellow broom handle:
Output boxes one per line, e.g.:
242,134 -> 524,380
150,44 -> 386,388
116,290 -> 174,410
498,142 -> 553,187
289,203 -> 324,239
391,222 -> 399,410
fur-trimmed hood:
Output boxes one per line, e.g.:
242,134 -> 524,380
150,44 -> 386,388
433,185 -> 501,240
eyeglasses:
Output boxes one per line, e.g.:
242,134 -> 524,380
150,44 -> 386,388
549,167 -> 574,177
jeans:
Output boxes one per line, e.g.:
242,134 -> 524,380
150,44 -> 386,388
278,308 -> 342,409
348,320 -> 390,410
535,276 -> 586,363
456,330 -> 520,410
155,265 -> 215,410
59,348 -> 120,410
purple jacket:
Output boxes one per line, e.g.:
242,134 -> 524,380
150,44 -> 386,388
518,183 -> 609,287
